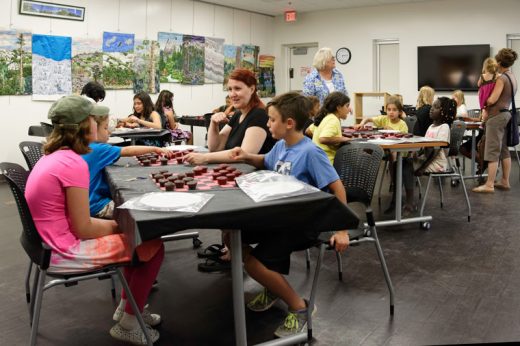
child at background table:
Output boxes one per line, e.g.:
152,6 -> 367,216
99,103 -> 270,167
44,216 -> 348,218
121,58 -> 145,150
213,95 -> 235,116
452,90 -> 468,119
230,92 -> 350,338
83,114 -> 175,219
355,95 -> 408,133
309,92 -> 352,163
25,96 -> 164,345
155,89 -> 192,144
415,97 -> 455,175
81,81 -> 106,103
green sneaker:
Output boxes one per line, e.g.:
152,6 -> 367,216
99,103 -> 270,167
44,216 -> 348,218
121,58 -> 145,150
247,288 -> 279,312
273,300 -> 316,338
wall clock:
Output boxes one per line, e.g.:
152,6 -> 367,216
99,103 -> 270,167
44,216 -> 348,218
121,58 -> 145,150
336,47 -> 352,65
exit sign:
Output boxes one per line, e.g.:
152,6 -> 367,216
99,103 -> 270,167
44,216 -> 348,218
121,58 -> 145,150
285,10 -> 296,22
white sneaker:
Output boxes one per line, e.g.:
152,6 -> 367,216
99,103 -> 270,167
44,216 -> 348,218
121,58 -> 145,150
113,304 -> 162,327
109,323 -> 160,345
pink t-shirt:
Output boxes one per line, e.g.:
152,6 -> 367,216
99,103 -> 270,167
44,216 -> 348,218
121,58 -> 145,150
25,149 -> 89,255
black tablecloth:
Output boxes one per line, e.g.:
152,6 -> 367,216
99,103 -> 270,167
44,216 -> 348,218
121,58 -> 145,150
106,157 -> 359,247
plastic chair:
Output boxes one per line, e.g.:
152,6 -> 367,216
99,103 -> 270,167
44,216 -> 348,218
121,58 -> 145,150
0,162 -> 154,346
39,122 -> 53,137
308,143 -> 395,315
419,121 -> 471,225
404,115 -> 417,135
19,141 -> 44,171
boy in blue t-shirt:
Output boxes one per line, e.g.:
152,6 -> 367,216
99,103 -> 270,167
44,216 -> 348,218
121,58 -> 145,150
229,92 -> 350,338
83,115 -> 174,218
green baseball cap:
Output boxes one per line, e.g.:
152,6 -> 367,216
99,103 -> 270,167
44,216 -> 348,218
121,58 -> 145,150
48,95 -> 110,125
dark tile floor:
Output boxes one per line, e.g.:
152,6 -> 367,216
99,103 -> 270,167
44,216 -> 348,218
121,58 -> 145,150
1,162 -> 520,345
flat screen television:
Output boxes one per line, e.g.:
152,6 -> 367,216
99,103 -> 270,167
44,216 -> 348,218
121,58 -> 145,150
417,44 -> 490,91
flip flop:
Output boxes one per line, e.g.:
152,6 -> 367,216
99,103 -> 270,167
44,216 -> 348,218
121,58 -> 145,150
472,185 -> 494,193
197,257 -> 231,272
197,243 -> 227,259
494,183 -> 511,191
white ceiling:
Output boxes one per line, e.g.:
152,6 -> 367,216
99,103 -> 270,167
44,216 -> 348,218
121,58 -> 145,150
196,0 -> 442,16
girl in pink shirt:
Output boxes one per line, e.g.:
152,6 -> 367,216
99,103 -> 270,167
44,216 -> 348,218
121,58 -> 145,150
25,95 -> 163,345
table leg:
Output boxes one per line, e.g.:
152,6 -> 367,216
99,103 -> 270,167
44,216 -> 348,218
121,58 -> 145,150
471,129 -> 476,176
395,152 -> 402,222
230,230 -> 247,346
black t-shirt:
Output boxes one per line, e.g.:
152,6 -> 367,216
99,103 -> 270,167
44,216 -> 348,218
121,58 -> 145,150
224,107 -> 276,154
414,105 -> 432,136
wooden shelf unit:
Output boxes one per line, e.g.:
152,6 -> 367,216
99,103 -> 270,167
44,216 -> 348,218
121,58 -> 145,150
353,92 -> 402,123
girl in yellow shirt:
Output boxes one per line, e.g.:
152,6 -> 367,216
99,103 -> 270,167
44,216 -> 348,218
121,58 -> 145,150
310,92 -> 352,163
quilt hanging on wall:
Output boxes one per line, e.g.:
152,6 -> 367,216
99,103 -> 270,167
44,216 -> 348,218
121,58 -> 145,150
204,37 -> 224,84
182,35 -> 205,85
72,37 -> 102,94
102,31 -> 134,89
0,28 -> 32,96
240,44 -> 259,71
157,32 -> 183,83
258,55 -> 275,98
223,44 -> 241,89
32,34 -> 72,101
133,39 -> 160,94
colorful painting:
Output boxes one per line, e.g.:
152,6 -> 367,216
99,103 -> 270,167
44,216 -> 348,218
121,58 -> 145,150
157,32 -> 183,83
0,28 -> 32,95
102,32 -> 134,89
258,55 -> 275,98
72,37 -> 102,94
32,34 -> 72,100
223,44 -> 241,89
181,35 -> 205,85
204,37 -> 224,84
19,0 -> 85,21
240,44 -> 259,71
133,39 -> 160,94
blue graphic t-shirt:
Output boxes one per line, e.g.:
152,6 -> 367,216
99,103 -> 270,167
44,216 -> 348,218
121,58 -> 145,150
264,136 -> 339,190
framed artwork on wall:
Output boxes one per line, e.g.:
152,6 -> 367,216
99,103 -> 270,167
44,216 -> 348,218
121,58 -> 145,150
19,0 -> 85,21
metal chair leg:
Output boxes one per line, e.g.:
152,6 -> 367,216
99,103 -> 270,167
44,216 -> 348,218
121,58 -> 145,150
371,228 -> 395,315
110,275 -> 117,299
335,251 -> 343,281
116,269 -> 153,346
307,244 -> 325,341
437,176 -> 444,208
420,175 -> 433,217
459,171 -> 471,222
29,268 -> 40,323
416,176 -> 423,200
305,249 -> 311,270
25,260 -> 33,303
29,268 -> 46,346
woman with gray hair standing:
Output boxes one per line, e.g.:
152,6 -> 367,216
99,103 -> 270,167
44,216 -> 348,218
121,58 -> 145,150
302,47 -> 348,105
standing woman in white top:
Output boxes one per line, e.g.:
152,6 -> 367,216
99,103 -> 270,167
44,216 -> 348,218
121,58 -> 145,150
302,47 -> 348,105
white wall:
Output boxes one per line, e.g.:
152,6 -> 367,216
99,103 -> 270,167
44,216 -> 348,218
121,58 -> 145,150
0,0 -> 274,167
272,0 -> 520,121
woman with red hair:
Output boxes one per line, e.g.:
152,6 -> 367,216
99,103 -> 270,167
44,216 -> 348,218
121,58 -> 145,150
185,68 -> 275,164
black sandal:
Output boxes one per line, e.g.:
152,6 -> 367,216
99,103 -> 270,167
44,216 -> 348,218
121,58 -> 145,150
197,243 -> 227,259
197,257 -> 231,272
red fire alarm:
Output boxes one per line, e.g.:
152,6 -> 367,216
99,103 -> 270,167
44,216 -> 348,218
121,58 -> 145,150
285,10 -> 297,22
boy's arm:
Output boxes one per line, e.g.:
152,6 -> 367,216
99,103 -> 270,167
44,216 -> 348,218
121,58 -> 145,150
229,147 -> 265,169
121,146 -> 174,158
327,179 -> 349,253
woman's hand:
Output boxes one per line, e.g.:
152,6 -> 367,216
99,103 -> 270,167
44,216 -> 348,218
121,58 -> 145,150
211,112 -> 230,125
125,122 -> 139,128
329,231 -> 349,253
128,115 -> 140,123
184,152 -> 208,165
229,147 -> 248,161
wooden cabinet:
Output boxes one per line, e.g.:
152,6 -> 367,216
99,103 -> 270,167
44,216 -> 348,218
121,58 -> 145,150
353,92 -> 402,123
